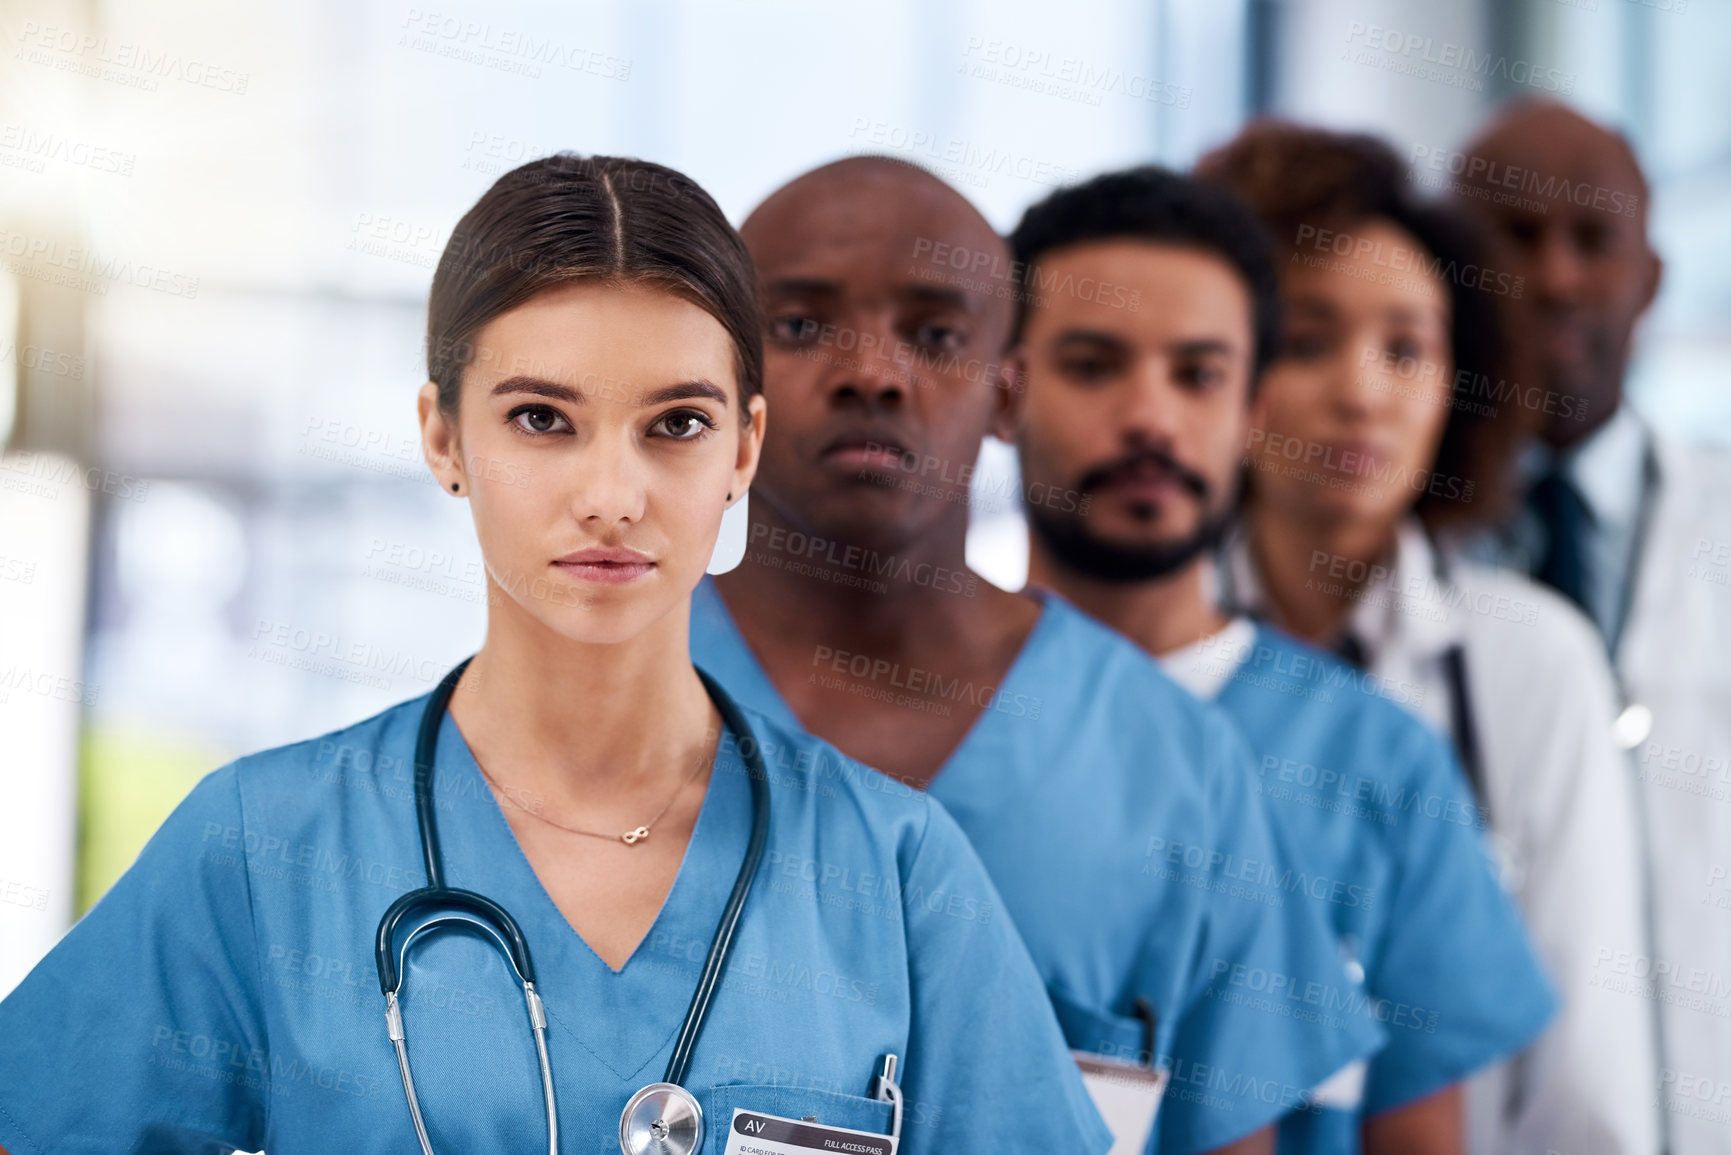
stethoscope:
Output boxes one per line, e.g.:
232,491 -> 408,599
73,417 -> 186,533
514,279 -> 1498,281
1602,438 -> 1659,751
1435,439 -> 1660,802
374,657 -> 774,1155
1220,471 -> 1658,809
1432,444 -> 1670,1152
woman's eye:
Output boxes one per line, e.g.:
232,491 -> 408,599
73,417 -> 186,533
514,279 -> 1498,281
509,405 -> 571,435
652,409 -> 718,441
1387,337 -> 1423,364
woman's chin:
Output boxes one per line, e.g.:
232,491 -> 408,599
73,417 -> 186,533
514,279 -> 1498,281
1265,484 -> 1396,534
537,610 -> 662,649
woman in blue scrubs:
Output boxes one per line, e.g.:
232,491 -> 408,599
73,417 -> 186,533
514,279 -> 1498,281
1197,125 -> 1653,1155
0,154 -> 1108,1155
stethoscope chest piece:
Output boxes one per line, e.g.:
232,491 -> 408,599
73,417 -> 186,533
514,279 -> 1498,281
620,1081 -> 705,1155
1614,702 -> 1653,750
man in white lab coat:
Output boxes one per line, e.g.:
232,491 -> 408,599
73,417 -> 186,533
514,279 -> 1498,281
1457,100 -> 1731,1155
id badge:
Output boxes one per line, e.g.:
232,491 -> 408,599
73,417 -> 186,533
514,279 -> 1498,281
1309,1057 -> 1367,1110
722,1108 -> 897,1155
1074,1051 -> 1167,1155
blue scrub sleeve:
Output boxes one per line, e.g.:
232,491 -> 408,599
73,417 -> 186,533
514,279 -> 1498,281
1158,716 -> 1387,1155
1361,728 -> 1556,1115
897,794 -> 1113,1154
0,766 -> 270,1154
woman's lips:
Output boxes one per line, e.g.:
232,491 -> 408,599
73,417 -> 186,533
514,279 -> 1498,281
553,561 -> 653,584
551,549 -> 655,585
1323,442 -> 1385,472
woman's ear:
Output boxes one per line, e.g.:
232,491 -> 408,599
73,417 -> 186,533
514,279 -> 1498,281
418,381 -> 467,495
1247,371 -> 1273,439
988,348 -> 1030,444
728,392 -> 768,507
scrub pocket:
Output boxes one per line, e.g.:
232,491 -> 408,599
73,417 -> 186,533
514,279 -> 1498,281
1048,986 -> 1167,1155
1047,985 -> 1153,1064
706,1083 -> 894,1153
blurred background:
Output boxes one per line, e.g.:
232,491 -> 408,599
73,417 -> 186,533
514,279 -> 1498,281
2,0 -> 1728,995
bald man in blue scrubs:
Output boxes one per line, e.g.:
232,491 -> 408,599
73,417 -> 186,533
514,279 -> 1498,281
690,155 -> 1384,1155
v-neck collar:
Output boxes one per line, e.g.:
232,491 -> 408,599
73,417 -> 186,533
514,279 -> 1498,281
1223,519 -> 1463,664
426,705 -> 751,1082
693,576 -> 1061,794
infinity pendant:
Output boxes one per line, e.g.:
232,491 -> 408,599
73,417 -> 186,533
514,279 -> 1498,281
621,826 -> 650,845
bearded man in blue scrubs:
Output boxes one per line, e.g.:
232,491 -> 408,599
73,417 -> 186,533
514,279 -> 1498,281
1003,164 -> 1555,1155
689,155 -> 1384,1155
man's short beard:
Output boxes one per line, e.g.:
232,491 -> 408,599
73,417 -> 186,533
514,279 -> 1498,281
1027,501 -> 1234,584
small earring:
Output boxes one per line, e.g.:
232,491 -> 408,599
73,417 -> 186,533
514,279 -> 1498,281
451,482 -> 460,493
726,492 -> 733,501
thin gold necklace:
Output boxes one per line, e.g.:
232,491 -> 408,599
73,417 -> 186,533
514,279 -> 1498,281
474,746 -> 711,846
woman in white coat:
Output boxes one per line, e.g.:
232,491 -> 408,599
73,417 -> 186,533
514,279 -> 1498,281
1200,122 -> 1658,1155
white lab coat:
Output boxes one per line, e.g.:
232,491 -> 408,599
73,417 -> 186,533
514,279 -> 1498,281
1225,520 -> 1658,1155
1611,428 -> 1731,1155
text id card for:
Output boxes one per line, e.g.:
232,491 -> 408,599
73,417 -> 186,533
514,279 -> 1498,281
723,1108 -> 897,1155
1075,1051 -> 1167,1155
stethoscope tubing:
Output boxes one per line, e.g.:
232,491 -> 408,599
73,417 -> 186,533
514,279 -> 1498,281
376,656 -> 773,1152
668,667 -> 772,1086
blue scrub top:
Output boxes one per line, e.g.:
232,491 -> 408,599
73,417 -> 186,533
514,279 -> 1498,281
1203,622 -> 1555,1155
691,579 -> 1387,1155
0,682 -> 1111,1154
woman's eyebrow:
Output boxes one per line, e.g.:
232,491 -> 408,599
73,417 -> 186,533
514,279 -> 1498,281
1285,294 -> 1335,317
489,376 -> 585,403
486,377 -> 729,407
638,380 -> 730,407
1383,302 -> 1448,328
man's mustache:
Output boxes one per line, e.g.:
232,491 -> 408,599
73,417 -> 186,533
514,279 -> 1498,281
1076,448 -> 1210,501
